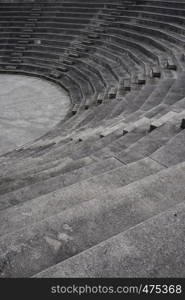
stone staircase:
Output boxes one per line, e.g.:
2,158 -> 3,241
0,0 -> 185,278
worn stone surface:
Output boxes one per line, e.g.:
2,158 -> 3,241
0,157 -> 122,211
0,75 -> 70,155
0,161 -> 184,277
34,165 -> 185,278
151,129 -> 185,167
0,0 -> 185,279
35,201 -> 185,278
0,157 -> 164,236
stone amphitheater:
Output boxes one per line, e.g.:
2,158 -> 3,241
0,0 -> 185,278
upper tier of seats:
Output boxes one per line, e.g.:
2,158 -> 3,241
0,0 -> 185,278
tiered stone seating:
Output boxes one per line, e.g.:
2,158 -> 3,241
0,0 -> 185,278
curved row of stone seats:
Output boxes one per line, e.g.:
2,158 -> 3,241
133,2 -> 185,16
72,74 -> 174,129
0,14 -> 182,155
0,66 -> 178,155
0,39 -> 130,108
0,60 -> 117,111
116,13 -> 185,68
0,0 -> 185,277
137,0 -> 185,8
2,74 -> 172,151
0,4 -> 156,68
103,23 -> 183,70
0,0 -> 166,112
112,20 -> 185,55
0,119 -> 150,182
1,58 -> 92,107
0,112 -> 184,230
0,1 -> 118,109
45,72 -> 183,147
120,4 -> 185,29
0,112 -> 184,192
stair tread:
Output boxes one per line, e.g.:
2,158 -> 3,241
0,157 -> 164,237
0,161 -> 184,278
0,157 -> 122,211
35,200 -> 185,278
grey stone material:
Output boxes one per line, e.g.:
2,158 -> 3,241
117,119 -> 181,164
1,160 -> 183,278
0,157 -> 164,237
151,66 -> 161,78
35,200 -> 185,278
0,157 -> 122,211
1,0 -> 185,278
92,120 -> 150,159
180,118 -> 185,129
0,156 -> 95,194
150,129 -> 185,167
140,79 -> 174,112
0,129 -> 121,177
166,58 -> 177,71
163,72 -> 185,105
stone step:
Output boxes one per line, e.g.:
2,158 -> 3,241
117,117 -> 182,164
27,18 -> 37,22
0,161 -> 184,278
0,157 -> 164,237
99,120 -> 127,137
19,34 -> 31,38
150,111 -> 179,128
0,131 -> 122,177
140,79 -> 175,111
144,74 -> 185,119
18,40 -> 30,44
163,72 -> 185,106
150,128 -> 185,167
0,156 -> 95,194
0,117 -> 148,176
109,82 -> 157,119
35,200 -> 185,278
9,58 -> 22,63
30,13 -> 40,17
144,97 -> 185,121
11,52 -> 23,57
93,127 -> 149,159
14,46 -> 26,51
4,65 -> 17,70
22,28 -> 33,33
0,157 -> 122,211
